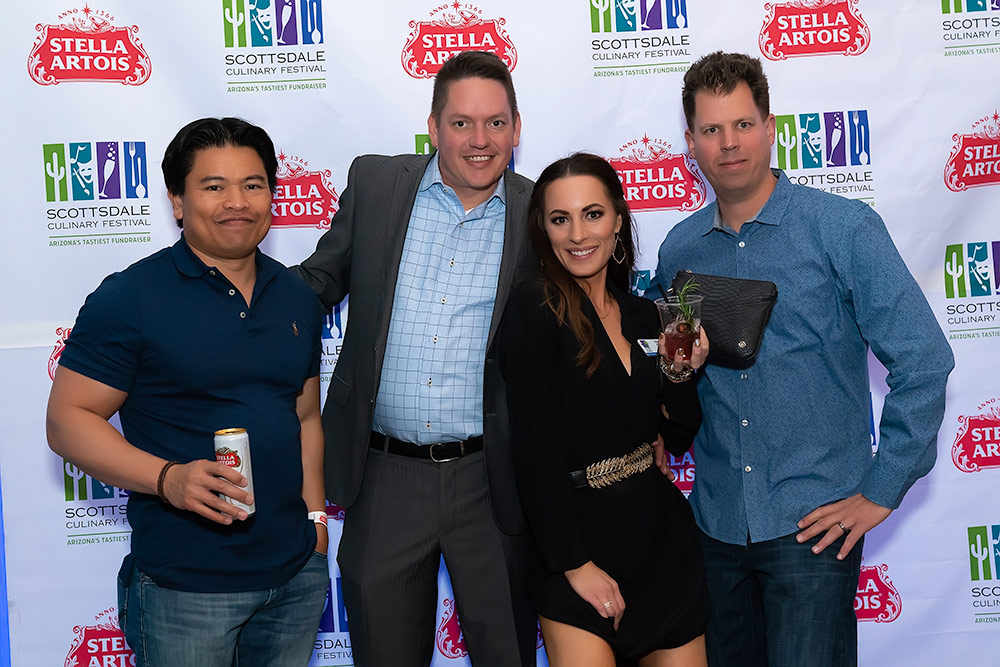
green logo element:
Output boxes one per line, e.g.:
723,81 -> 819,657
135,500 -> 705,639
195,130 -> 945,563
968,525 -> 1000,581
63,458 -> 124,502
415,134 -> 433,155
942,0 -> 991,14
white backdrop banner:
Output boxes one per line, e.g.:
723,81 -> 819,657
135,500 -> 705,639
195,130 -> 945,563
2,0 -> 999,664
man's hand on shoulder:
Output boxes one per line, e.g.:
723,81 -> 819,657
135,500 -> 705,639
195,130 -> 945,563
161,460 -> 253,525
796,493 -> 892,560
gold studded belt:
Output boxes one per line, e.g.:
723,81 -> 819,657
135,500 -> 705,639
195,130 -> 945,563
568,443 -> 654,489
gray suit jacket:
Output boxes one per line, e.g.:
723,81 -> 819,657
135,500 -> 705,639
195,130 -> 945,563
293,153 -> 534,535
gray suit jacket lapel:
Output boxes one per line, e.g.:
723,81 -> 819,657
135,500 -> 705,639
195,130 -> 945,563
488,171 -> 531,347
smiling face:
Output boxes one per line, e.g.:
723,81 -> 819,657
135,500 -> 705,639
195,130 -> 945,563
685,81 -> 776,206
169,145 -> 272,267
542,174 -> 623,292
428,76 -> 521,210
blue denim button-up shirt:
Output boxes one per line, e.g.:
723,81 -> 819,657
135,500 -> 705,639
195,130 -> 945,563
649,170 -> 953,545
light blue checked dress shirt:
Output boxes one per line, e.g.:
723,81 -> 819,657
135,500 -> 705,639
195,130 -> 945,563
648,170 -> 953,545
372,153 -> 506,444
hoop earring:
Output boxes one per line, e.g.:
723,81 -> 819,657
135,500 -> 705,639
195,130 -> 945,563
612,233 -> 626,265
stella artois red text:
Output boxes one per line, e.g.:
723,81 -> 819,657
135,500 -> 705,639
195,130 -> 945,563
214,427 -> 256,516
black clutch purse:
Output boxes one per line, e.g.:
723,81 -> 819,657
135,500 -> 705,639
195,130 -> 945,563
670,270 -> 778,369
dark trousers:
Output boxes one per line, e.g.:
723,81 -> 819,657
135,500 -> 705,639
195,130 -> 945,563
698,529 -> 863,667
338,448 -> 537,666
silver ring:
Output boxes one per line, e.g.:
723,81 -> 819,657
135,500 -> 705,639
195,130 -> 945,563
837,521 -> 848,534
602,600 -> 613,609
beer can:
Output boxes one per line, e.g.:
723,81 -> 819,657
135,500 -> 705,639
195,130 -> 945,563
214,427 -> 256,516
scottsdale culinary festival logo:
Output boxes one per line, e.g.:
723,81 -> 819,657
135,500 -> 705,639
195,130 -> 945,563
28,5 -> 151,86
774,109 -> 875,204
945,111 -> 1000,192
952,398 -> 1000,473
590,0 -> 693,77
314,575 -> 352,663
402,3 -> 516,79
759,0 -> 870,60
223,0 -> 327,93
272,152 -> 339,228
967,524 -> 1000,623
941,0 -> 1000,58
608,135 -> 706,212
940,239 -> 1000,343
42,140 -> 153,248
854,563 -> 901,623
64,608 -> 134,667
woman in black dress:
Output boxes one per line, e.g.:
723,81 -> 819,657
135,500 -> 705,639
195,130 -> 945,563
498,153 -> 709,666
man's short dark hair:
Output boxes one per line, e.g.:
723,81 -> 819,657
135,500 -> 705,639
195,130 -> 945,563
162,117 -> 277,228
682,52 -> 770,129
430,51 -> 518,120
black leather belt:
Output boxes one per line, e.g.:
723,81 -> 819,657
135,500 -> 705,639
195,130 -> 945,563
369,431 -> 483,463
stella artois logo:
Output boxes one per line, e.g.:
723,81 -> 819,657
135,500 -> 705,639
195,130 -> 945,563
272,153 -> 338,229
49,327 -> 72,381
608,135 -> 706,212
668,450 -> 695,496
216,447 -> 242,468
436,597 -> 467,658
952,398 -> 1000,473
944,111 -> 1000,192
401,3 -> 517,79
759,0 -> 870,61
64,608 -> 135,666
325,499 -> 346,521
29,5 -> 151,86
854,563 -> 901,623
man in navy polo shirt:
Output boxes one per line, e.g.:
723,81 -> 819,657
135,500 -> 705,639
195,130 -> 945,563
47,117 -> 329,667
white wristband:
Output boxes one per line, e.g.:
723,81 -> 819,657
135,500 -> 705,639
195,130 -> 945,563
308,511 -> 328,528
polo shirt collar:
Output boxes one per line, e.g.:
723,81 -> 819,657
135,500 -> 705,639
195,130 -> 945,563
170,234 -> 279,283
703,168 -> 789,236
419,151 -> 507,206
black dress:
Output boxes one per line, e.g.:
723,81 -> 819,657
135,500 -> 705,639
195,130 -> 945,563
497,278 -> 708,661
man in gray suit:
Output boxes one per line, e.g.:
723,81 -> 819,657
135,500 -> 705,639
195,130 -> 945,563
294,51 -> 536,666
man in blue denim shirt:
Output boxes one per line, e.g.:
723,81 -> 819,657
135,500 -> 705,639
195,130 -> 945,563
649,52 -> 953,666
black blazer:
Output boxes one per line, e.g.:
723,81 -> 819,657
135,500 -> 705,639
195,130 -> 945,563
293,153 -> 535,535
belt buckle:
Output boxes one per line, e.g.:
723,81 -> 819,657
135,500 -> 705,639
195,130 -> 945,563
429,441 -> 462,463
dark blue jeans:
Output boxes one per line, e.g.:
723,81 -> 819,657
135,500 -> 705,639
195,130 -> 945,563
698,529 -> 863,667
118,551 -> 329,667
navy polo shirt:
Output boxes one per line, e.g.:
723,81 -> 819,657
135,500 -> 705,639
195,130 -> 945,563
60,235 -> 323,592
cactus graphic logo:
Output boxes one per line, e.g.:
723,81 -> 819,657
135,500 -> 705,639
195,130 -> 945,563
760,0 -> 870,60
944,112 -> 1000,191
608,135 -> 706,212
590,0 -> 694,76
968,525 -> 1000,581
940,240 -> 1000,342
952,398 -> 1000,473
944,241 -> 999,299
223,0 -> 323,47
272,152 -> 338,229
64,459 -> 128,503
854,564 -> 901,623
941,1 -> 1000,57
773,110 -> 875,201
401,4 -> 517,79
590,0 -> 689,33
28,6 -> 151,86
775,111 -> 870,170
64,608 -> 135,667
43,141 -> 148,203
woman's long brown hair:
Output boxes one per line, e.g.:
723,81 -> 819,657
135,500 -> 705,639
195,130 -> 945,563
527,153 -> 638,377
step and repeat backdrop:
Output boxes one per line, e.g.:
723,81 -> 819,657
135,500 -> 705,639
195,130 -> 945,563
1,0 -> 999,664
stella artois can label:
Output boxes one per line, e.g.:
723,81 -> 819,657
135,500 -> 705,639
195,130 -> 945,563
214,427 -> 256,516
